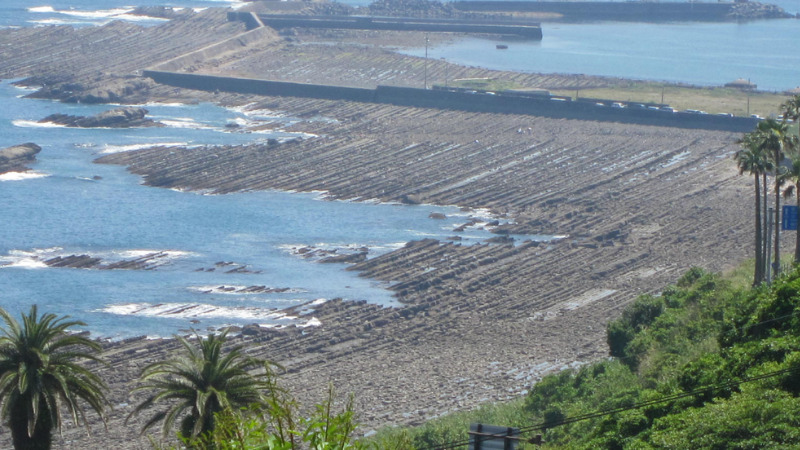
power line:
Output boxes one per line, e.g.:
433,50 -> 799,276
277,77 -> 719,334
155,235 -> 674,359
426,365 -> 800,450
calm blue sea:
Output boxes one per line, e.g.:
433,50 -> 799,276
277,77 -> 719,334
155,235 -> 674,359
0,80 -> 513,338
403,0 -> 800,92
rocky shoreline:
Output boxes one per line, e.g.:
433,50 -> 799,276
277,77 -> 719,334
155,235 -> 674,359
0,5 -> 774,448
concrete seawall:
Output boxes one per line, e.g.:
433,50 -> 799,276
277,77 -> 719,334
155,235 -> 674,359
228,12 -> 543,39
143,70 -> 757,132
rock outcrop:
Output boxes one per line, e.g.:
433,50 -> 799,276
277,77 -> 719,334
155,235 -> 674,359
39,107 -> 162,128
728,2 -> 791,19
0,143 -> 41,174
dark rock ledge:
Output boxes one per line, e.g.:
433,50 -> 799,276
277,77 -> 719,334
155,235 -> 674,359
0,143 -> 41,174
39,107 -> 163,128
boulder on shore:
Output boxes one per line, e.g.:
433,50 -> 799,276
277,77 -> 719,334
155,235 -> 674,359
0,143 -> 41,174
39,107 -> 163,128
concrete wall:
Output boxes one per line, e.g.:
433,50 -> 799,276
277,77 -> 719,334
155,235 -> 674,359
144,71 -> 376,102
229,13 -> 542,39
143,71 -> 757,132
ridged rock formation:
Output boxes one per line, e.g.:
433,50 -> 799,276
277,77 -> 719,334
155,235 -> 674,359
39,107 -> 162,128
0,143 -> 41,174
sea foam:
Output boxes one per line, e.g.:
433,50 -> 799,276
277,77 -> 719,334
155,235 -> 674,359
13,119 -> 65,128
100,302 -> 294,322
101,142 -> 187,154
0,171 -> 49,182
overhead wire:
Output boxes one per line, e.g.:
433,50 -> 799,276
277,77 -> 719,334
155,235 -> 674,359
426,365 -> 800,450
427,287 -> 800,449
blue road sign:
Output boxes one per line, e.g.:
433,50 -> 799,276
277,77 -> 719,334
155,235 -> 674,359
783,205 -> 798,231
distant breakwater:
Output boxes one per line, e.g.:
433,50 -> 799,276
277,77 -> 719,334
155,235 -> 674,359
451,1 -> 792,22
228,12 -> 543,39
143,70 -> 757,132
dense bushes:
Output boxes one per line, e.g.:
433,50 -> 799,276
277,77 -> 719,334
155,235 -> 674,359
377,265 -> 800,449
523,266 -> 800,448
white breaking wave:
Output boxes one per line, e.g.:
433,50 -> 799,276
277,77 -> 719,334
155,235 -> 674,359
0,247 -> 190,269
0,258 -> 48,269
0,247 -> 61,269
100,142 -> 187,154
100,302 -> 294,321
57,8 -> 133,19
114,249 -> 192,259
112,14 -> 169,23
13,119 -> 65,128
137,102 -> 187,107
27,5 -> 181,26
300,317 -> 322,327
29,18 -> 87,25
27,6 -> 56,13
159,118 -> 216,130
0,171 -> 49,182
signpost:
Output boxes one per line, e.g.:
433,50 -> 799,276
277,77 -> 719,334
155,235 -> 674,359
783,205 -> 798,231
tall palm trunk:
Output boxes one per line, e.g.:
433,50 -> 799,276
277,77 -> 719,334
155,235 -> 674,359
763,172 -> 769,277
775,151 -> 781,277
10,398 -> 53,450
754,172 -> 763,284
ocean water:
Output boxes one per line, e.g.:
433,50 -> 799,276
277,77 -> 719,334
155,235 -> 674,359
0,0 -> 248,28
0,80 -> 520,338
402,0 -> 800,92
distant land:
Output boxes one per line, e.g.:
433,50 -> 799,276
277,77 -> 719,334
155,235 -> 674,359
449,0 -> 792,22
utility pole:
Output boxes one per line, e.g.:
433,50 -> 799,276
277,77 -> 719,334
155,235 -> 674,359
424,34 -> 429,89
767,207 -> 773,283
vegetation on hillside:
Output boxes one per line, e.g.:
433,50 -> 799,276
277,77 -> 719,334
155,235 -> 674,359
372,265 -> 800,449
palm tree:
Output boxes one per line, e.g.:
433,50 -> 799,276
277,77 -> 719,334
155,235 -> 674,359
735,134 -> 770,284
753,119 -> 792,277
0,305 -> 108,450
778,98 -> 800,264
127,329 -> 278,443
781,94 -> 800,141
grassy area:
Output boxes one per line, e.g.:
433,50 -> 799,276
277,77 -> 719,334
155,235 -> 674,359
551,84 -> 791,118
445,77 -> 793,118
446,77 -> 521,92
